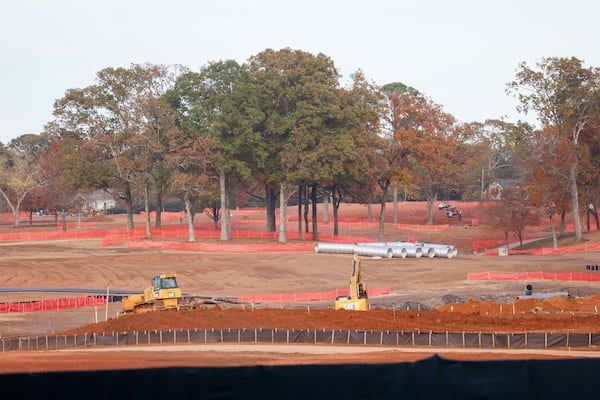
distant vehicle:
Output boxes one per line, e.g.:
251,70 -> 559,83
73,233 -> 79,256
445,206 -> 461,218
438,202 -> 449,210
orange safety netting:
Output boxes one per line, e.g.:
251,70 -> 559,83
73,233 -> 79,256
397,223 -> 449,232
237,287 -> 390,303
467,271 -> 600,282
127,240 -> 315,253
481,240 -> 600,256
0,296 -> 107,314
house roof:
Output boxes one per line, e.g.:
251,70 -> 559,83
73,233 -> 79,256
79,190 -> 114,202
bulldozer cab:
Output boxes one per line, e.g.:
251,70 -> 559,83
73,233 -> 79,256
153,275 -> 178,290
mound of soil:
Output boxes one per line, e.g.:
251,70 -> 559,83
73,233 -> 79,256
65,294 -> 600,336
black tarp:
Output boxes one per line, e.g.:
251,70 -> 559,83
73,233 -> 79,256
2,355 -> 599,400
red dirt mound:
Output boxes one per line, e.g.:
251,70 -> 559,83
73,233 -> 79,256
64,301 -> 600,336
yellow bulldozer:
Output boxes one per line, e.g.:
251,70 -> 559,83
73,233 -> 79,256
122,274 -> 240,313
334,254 -> 368,311
122,274 -> 185,313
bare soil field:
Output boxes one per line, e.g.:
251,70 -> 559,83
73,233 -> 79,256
1,202 -> 600,372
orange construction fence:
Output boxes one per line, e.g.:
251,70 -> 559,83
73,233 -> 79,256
237,287 -> 390,303
481,240 -> 600,256
467,271 -> 600,282
0,296 -> 107,314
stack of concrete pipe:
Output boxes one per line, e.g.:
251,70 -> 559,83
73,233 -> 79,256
314,241 -> 457,259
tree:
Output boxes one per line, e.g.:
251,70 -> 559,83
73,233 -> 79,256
386,89 -> 458,224
507,57 -> 600,242
483,186 -> 540,249
519,127 -> 573,248
246,48 -> 344,242
53,63 -> 180,232
166,128 -> 219,241
579,121 -> 600,231
316,75 -> 380,237
37,135 -> 110,230
0,136 -> 47,227
460,119 -> 530,200
169,60 -> 259,241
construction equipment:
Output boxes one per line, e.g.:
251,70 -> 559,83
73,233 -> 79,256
122,274 -> 186,313
335,254 -> 368,311
122,274 -> 241,313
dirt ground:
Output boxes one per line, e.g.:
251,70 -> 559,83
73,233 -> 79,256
1,202 -> 600,372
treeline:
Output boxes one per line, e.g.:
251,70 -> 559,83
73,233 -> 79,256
1,50 -> 599,244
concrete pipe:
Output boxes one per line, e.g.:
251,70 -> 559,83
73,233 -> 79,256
314,243 -> 356,254
356,242 -> 407,259
355,245 -> 394,259
389,246 -> 408,258
403,245 -> 423,258
425,243 -> 458,259
417,243 -> 436,258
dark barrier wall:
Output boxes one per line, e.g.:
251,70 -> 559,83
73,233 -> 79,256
4,329 -> 600,352
1,355 -> 599,400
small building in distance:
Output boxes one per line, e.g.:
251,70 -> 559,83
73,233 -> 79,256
77,190 -> 116,213
483,179 -> 516,201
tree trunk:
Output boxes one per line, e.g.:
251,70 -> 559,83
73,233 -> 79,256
144,184 -> 152,239
297,184 -> 303,241
367,203 -> 372,223
266,186 -> 277,232
590,205 -> 600,230
12,207 -> 20,227
219,170 -> 230,241
61,211 -> 67,232
549,214 -> 558,249
155,190 -> 163,230
568,163 -> 583,241
303,186 -> 309,234
378,199 -> 386,242
332,188 -> 341,236
184,194 -> 195,242
124,182 -> 134,230
378,181 -> 390,242
426,191 -> 436,225
311,183 -> 318,241
323,191 -> 329,224
393,187 -> 398,224
278,182 -> 288,243
0,191 -> 20,227
560,210 -> 566,237
211,201 -> 220,230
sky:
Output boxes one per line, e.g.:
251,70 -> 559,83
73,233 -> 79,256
1,0 -> 599,144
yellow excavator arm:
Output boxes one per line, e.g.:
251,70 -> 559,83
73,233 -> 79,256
335,254 -> 368,311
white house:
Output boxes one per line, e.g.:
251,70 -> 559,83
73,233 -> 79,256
78,190 -> 116,212
483,179 -> 516,201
